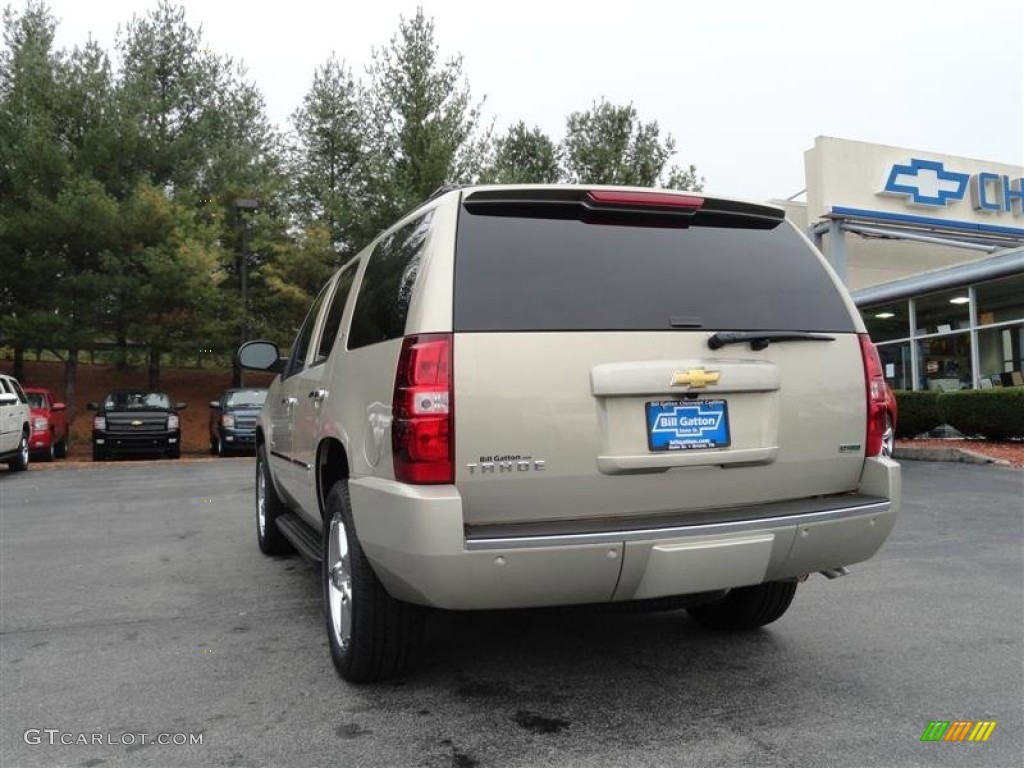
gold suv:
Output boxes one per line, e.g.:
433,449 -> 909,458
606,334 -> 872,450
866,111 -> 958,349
240,185 -> 901,683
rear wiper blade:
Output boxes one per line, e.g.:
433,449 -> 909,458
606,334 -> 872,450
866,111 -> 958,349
707,331 -> 836,351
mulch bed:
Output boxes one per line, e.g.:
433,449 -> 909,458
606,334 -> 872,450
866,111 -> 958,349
896,439 -> 1024,468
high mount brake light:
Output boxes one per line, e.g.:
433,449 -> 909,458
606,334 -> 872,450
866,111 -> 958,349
392,333 -> 453,484
586,190 -> 704,209
859,334 -> 887,457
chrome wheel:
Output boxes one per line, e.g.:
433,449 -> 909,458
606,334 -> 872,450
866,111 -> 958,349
256,461 -> 267,538
326,513 -> 353,652
881,414 -> 895,457
19,435 -> 29,466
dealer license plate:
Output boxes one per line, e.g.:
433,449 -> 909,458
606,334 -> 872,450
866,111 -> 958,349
645,399 -> 730,451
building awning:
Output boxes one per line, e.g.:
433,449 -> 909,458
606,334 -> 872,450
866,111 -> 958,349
852,246 -> 1024,307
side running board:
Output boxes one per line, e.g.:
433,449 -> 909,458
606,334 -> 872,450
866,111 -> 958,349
275,513 -> 322,562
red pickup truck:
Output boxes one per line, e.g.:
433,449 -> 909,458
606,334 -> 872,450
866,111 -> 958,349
24,387 -> 69,460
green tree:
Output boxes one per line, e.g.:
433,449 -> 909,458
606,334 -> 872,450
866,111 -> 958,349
113,181 -> 230,387
365,7 -> 489,231
482,121 -> 560,184
115,1 -> 285,383
20,178 -> 122,408
289,55 -> 368,258
559,98 -> 703,190
250,222 -> 337,349
0,1 -> 66,381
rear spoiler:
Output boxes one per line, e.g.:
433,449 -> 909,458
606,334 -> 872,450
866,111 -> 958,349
462,188 -> 785,230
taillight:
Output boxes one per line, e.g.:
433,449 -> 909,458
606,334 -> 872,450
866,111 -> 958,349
859,334 -> 887,457
586,190 -> 704,209
392,333 -> 453,484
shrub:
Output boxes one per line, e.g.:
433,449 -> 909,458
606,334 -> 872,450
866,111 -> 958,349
893,390 -> 943,438
938,388 -> 1024,440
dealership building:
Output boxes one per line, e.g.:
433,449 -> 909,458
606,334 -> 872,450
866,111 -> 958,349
775,137 -> 1024,391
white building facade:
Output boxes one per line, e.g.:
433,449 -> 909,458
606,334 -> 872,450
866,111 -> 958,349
777,137 -> 1024,391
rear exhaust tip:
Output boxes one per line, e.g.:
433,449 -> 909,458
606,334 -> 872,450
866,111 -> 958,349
820,566 -> 850,580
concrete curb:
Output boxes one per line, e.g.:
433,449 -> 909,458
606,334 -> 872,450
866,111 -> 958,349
893,446 -> 1012,467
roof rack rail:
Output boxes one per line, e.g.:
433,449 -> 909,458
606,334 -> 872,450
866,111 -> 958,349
426,183 -> 463,201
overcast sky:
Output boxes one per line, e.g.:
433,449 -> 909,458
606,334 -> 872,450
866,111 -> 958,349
34,0 -> 1024,201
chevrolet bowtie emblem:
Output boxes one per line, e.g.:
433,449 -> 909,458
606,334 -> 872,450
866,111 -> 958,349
671,368 -> 720,389
131,420 -> 143,426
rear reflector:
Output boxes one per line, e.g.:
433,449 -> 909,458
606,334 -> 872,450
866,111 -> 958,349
586,190 -> 704,209
859,334 -> 887,457
392,333 -> 453,484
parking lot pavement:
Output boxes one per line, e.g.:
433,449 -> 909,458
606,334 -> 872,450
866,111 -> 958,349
1,460 -> 1021,767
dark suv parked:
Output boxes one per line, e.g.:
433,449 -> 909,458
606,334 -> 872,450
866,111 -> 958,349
88,389 -> 186,460
209,388 -> 267,456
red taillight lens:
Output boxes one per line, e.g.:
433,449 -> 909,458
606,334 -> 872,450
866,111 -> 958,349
859,334 -> 887,457
586,189 -> 704,209
393,333 -> 453,484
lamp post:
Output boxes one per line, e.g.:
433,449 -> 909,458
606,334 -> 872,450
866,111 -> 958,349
233,198 -> 258,387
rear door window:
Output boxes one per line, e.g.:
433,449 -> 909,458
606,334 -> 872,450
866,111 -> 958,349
284,283 -> 330,379
314,262 -> 358,365
454,206 -> 855,333
348,211 -> 434,350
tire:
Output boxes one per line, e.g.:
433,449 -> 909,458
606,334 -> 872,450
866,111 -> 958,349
34,440 -> 55,462
881,413 -> 895,458
54,436 -> 68,459
210,437 -> 219,456
256,444 -> 292,556
167,446 -> 181,459
9,431 -> 29,471
686,580 -> 797,631
92,445 -> 106,462
322,481 -> 425,683
216,436 -> 227,457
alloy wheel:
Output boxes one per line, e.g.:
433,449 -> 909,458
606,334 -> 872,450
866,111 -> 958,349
326,513 -> 353,652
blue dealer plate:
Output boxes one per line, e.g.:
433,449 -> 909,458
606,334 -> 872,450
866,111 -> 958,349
645,399 -> 730,451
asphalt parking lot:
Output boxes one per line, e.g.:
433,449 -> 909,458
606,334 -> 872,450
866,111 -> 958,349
1,459 -> 1021,768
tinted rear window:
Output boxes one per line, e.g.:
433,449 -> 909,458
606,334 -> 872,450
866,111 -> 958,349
454,211 -> 856,333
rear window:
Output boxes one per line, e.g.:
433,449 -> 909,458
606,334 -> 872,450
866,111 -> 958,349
27,393 -> 46,408
454,209 -> 856,333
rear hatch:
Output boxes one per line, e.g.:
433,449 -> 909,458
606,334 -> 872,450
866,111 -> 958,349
452,188 -> 867,528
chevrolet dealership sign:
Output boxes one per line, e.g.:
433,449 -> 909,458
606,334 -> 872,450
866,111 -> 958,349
805,137 -> 1024,235
881,157 -> 1023,216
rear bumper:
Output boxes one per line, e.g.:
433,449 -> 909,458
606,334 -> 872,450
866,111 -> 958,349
350,457 -> 901,610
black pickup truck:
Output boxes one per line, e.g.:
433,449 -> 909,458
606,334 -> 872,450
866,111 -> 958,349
88,389 -> 186,461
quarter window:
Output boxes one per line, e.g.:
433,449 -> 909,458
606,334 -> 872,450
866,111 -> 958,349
348,212 -> 434,349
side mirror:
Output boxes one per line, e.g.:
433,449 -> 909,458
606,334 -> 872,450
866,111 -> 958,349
209,400 -> 221,409
239,340 -> 286,373
0,392 -> 17,406
52,402 -> 67,411
174,402 -> 188,411
87,402 -> 99,411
